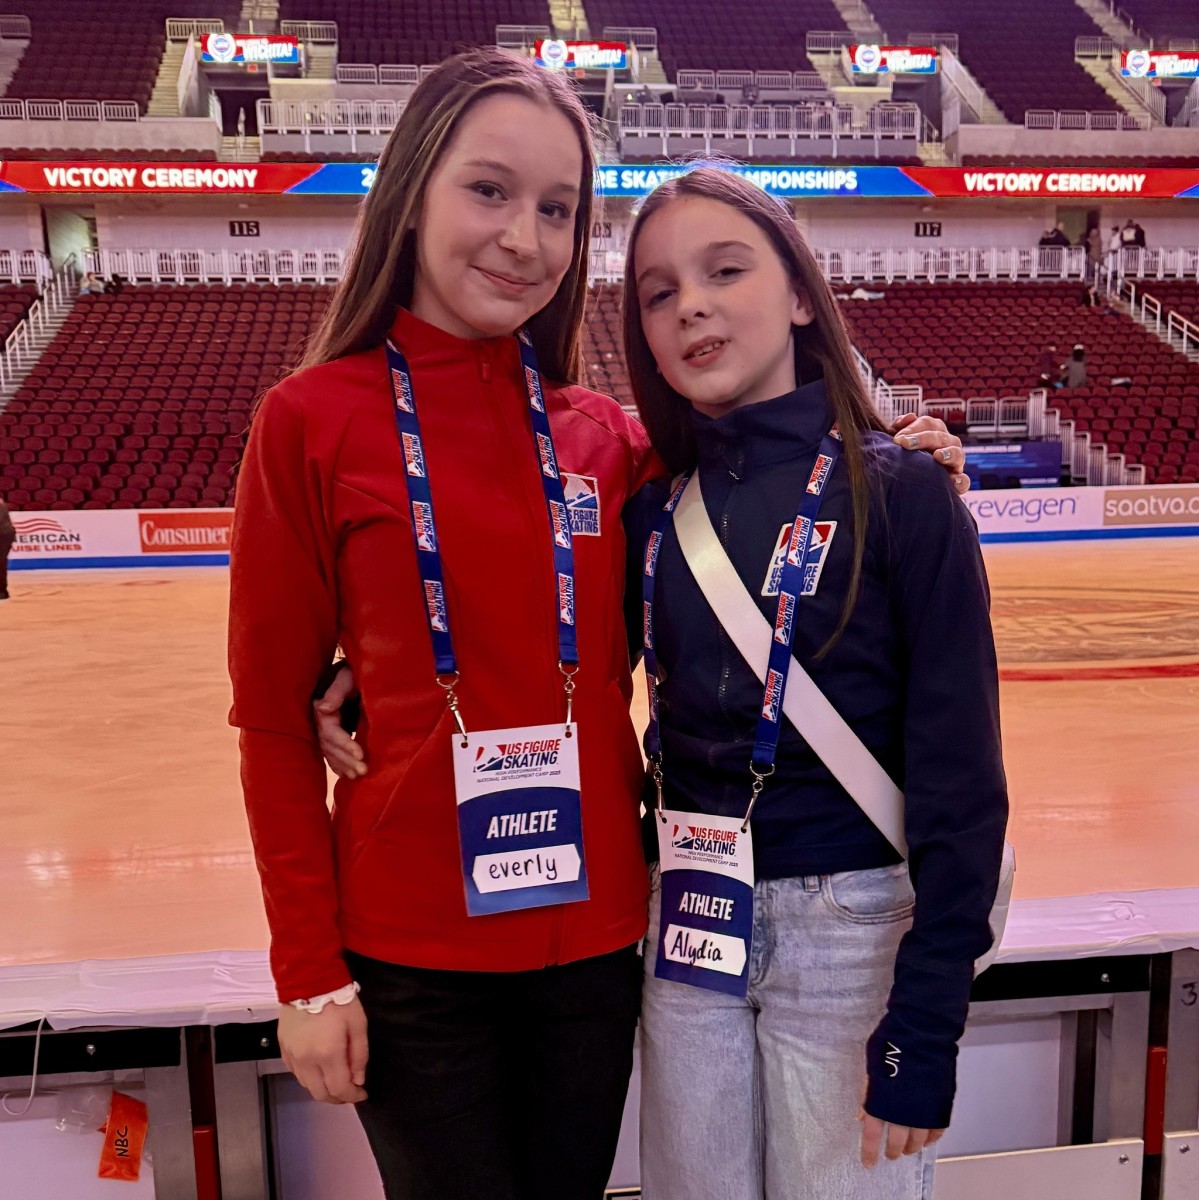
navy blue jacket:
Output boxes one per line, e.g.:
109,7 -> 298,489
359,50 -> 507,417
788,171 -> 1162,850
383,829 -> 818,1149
624,379 -> 1008,1131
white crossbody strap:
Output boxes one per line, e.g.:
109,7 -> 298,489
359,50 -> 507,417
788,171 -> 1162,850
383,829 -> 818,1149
673,473 -> 908,855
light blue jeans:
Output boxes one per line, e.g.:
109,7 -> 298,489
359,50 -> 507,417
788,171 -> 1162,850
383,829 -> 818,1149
639,864 -> 937,1200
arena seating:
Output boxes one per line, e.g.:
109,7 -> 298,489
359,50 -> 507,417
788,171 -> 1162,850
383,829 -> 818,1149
0,284 -> 38,344
0,148 -> 219,161
962,156 -> 1199,168
0,284 -> 329,510
1133,280 -> 1199,328
2,1 -> 237,112
279,0 -> 552,67
1117,0 -> 1199,41
843,282 -> 1199,484
261,151 -> 376,163
582,0 -> 846,76
864,0 -> 1116,121
583,284 -> 632,409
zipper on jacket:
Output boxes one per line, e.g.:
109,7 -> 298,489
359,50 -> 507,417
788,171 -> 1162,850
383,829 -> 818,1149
479,356 -> 491,382
715,444 -> 744,744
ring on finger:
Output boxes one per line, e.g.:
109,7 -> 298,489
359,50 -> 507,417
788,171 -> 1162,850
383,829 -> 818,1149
940,447 -> 954,462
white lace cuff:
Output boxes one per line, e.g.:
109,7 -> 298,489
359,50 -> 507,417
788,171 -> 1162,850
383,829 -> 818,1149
288,981 -> 361,1014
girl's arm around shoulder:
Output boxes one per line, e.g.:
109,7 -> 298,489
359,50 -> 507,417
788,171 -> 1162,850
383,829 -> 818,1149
228,379 -> 351,1004
864,444 -> 1009,1132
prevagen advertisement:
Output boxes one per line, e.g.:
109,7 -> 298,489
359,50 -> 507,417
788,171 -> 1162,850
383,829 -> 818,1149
848,44 -> 938,74
201,33 -> 300,65
963,485 -> 1199,541
1121,48 -> 1199,78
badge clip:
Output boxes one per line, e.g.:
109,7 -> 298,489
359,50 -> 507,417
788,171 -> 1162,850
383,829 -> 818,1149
743,762 -> 775,831
437,672 -> 469,747
560,661 -> 578,737
651,755 -> 665,822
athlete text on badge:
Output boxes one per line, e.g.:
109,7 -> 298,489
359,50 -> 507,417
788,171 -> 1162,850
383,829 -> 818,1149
677,891 -> 735,921
485,809 -> 559,838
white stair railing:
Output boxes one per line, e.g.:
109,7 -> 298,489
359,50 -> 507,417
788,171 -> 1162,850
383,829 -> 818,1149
0,255 -> 78,391
1167,310 -> 1199,358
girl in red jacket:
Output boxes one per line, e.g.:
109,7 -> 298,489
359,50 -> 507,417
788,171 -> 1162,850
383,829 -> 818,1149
231,48 -> 967,1200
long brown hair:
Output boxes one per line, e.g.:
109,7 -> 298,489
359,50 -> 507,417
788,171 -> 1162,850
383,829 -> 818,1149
303,48 -> 598,383
621,165 -> 887,648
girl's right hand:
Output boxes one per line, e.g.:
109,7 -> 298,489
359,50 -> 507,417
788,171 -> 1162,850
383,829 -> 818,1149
314,664 -> 368,778
277,997 -> 369,1104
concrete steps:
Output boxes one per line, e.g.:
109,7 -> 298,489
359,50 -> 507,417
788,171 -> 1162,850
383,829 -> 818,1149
147,43 -> 187,117
1076,53 -> 1160,124
219,135 -> 261,162
0,37 -> 29,96
1074,0 -> 1136,45
0,300 -> 74,404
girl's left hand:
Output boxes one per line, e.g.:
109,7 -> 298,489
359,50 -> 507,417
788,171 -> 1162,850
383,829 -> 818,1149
889,413 -> 969,495
858,1090 -> 945,1167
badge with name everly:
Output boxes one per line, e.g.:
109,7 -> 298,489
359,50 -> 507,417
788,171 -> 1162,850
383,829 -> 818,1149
655,810 -> 754,996
453,721 -> 587,914
386,328 -> 586,918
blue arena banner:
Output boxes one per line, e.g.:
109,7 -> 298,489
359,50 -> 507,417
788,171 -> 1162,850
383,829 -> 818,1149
965,442 -> 1062,490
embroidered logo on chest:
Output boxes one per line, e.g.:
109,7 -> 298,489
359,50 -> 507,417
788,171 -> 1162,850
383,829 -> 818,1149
761,521 -> 837,597
560,473 -> 601,536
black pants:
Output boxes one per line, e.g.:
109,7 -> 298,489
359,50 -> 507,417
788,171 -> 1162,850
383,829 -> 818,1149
347,944 -> 643,1200
0,531 -> 12,595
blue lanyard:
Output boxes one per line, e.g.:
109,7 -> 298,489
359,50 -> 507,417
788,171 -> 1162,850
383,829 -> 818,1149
642,430 -> 843,824
385,328 -> 579,738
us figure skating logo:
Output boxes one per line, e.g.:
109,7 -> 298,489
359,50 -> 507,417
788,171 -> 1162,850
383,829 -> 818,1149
761,668 -> 784,722
525,365 -> 545,412
423,580 -> 448,632
558,573 -> 575,625
561,473 -> 601,535
411,501 -> 436,552
536,433 -> 558,478
391,367 -> 414,413
549,499 -> 572,549
402,432 -> 426,478
773,591 -> 796,646
670,823 -> 739,857
762,521 -> 838,597
807,453 -> 834,495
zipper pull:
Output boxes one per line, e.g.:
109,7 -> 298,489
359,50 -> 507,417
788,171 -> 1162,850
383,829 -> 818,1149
480,357 -> 491,382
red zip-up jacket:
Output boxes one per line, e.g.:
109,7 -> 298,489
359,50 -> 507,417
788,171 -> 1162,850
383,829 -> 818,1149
229,308 -> 662,1002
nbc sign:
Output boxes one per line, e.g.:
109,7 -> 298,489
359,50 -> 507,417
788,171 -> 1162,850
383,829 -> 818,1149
849,44 -> 938,74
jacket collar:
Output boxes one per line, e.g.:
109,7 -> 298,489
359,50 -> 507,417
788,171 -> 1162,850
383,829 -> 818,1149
692,377 -> 834,472
388,306 -> 525,387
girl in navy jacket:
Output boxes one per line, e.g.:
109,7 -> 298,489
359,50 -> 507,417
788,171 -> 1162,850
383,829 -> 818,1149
623,166 -> 1007,1200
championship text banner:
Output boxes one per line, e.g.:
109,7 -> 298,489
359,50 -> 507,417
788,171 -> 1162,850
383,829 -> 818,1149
3,163 -> 1199,199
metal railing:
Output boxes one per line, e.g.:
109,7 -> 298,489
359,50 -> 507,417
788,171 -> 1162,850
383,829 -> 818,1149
677,68 -> 827,94
1168,310 -> 1199,359
81,247 -> 346,284
938,43 -> 987,121
0,255 -> 76,392
333,63 -> 423,86
806,30 -> 856,54
1075,35 -> 1116,58
1178,78 -> 1199,128
601,27 -> 657,52
0,98 -> 140,122
166,17 -> 224,41
279,20 -> 338,44
1111,246 -> 1199,280
816,245 -> 1089,282
620,102 -> 919,147
1117,70 -> 1167,123
1024,108 -> 1146,130
0,13 -> 31,38
259,97 -> 405,136
908,32 -> 959,55
495,24 -> 551,48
